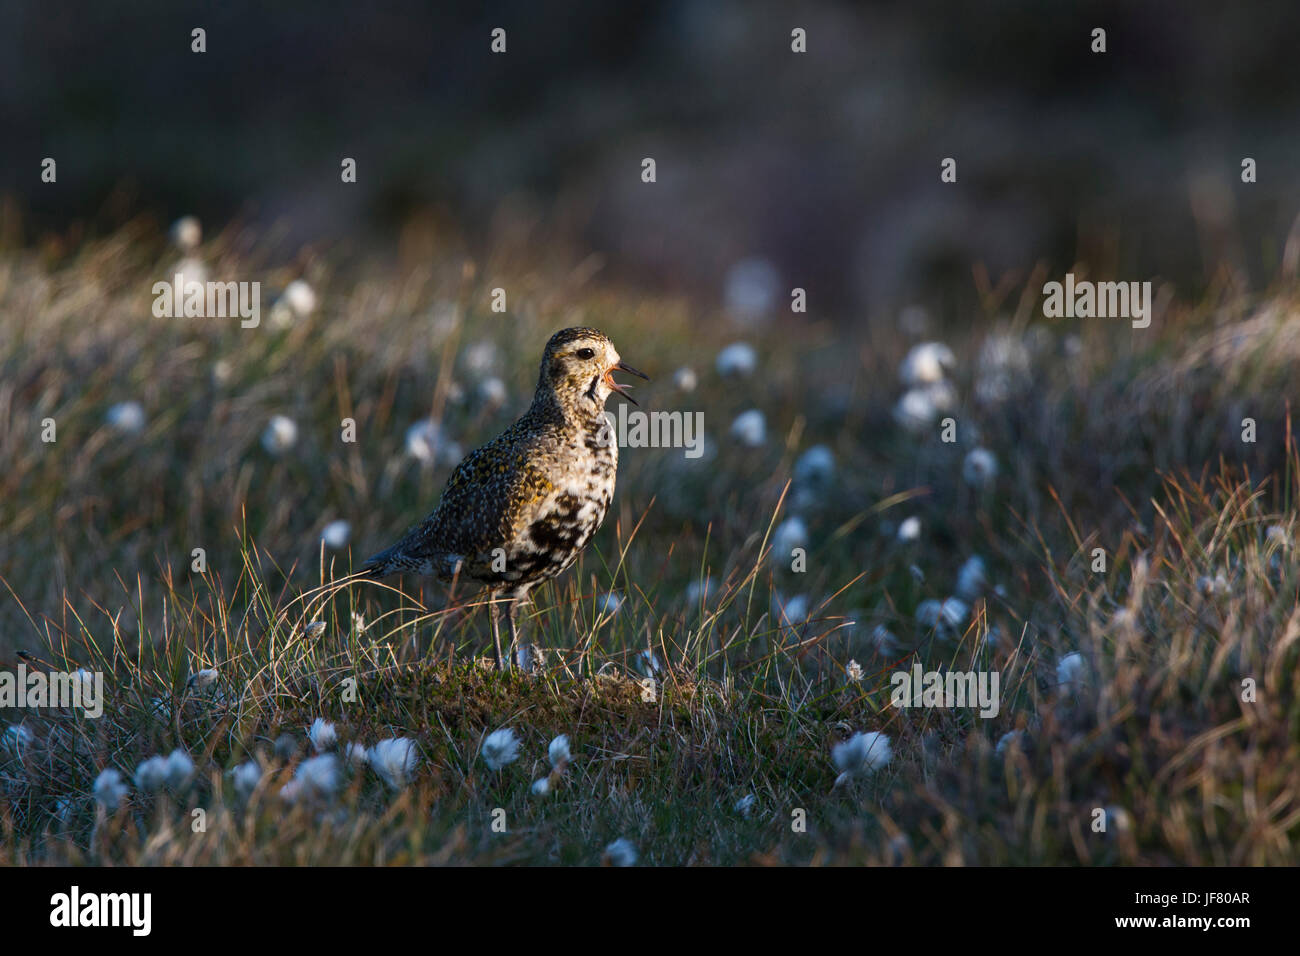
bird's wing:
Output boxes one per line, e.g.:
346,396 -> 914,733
375,427 -> 557,574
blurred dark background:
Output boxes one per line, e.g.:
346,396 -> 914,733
4,0 -> 1300,315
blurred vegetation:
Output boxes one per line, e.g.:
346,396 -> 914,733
4,0 -> 1300,865
2,213 -> 1299,863
5,0 -> 1300,312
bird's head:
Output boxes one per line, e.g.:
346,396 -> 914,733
536,327 -> 647,416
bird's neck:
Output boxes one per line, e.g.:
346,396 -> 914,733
529,385 -> 609,433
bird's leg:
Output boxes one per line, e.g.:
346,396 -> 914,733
489,598 -> 509,672
509,598 -> 534,674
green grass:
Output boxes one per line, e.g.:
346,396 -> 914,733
2,213 -> 1299,864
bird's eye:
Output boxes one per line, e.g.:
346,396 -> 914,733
576,347 -> 596,360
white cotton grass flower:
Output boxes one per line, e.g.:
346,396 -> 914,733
773,593 -> 811,626
169,215 -> 202,252
1103,805 -> 1134,838
548,734 -> 571,771
230,760 -> 263,801
105,401 -> 146,435
734,793 -> 757,817
186,667 -> 219,690
893,388 -> 938,432
1056,652 -> 1088,691
429,300 -> 462,341
894,381 -> 957,433
344,742 -> 369,768
405,419 -> 440,463
211,358 -> 234,386
724,257 -> 780,322
133,755 -> 169,793
871,625 -> 901,657
321,520 -> 351,550
1197,572 -> 1230,597
915,600 -> 941,630
684,577 -> 715,607
927,380 -> 958,411
899,342 -> 955,387
462,340 -> 501,376
939,596 -> 969,630
603,838 -> 638,867
636,649 -> 662,677
1265,525 -> 1290,548
916,598 -> 966,639
995,730 -> 1025,757
963,447 -> 998,489
716,342 -> 758,377
528,734 -> 571,798
794,445 -> 835,488
269,279 -> 317,327
268,302 -> 293,330
52,797 -> 75,829
93,768 -> 129,810
886,832 -> 913,865
405,419 -> 462,468
975,332 -> 1033,404
730,409 -> 766,447
261,415 -> 298,456
281,754 -> 341,803
480,728 -> 521,771
673,367 -> 698,392
304,620 -> 327,639
596,592 -> 623,615
897,516 -> 921,542
955,555 -> 988,602
164,749 -> 195,791
845,660 -> 864,683
832,731 -> 893,786
281,279 -> 317,319
274,733 -> 300,760
308,718 -> 338,753
2,723 -> 34,755
478,376 -> 508,408
172,256 -> 208,288
771,517 -> 809,565
368,737 -> 419,789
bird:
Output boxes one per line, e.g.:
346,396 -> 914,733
362,327 -> 647,673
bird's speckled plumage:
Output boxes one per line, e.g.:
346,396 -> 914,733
363,327 -> 645,671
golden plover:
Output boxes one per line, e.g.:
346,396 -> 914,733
363,327 -> 646,672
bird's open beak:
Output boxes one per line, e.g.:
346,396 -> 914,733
605,360 -> 649,405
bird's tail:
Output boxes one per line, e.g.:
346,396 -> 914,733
359,548 -> 394,579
